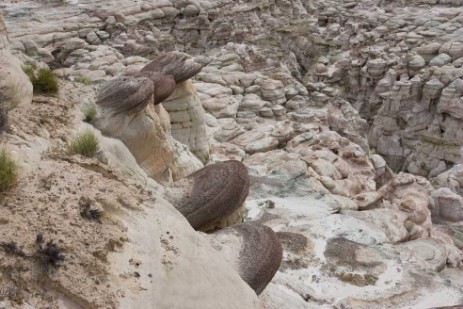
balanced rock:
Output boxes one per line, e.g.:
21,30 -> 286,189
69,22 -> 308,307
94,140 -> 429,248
165,160 -> 250,230
94,74 -> 202,182
210,222 -> 283,295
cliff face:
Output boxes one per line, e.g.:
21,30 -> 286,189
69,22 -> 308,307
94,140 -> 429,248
1,1 -> 463,308
3,0 -> 462,176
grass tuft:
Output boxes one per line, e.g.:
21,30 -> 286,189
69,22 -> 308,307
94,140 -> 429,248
23,65 -> 59,94
0,149 -> 17,192
82,104 -> 97,122
69,129 -> 99,157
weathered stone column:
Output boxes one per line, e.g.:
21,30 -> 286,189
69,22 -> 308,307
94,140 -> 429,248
162,80 -> 210,163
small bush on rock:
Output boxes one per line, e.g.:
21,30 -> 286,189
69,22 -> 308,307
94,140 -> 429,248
34,68 -> 59,94
23,65 -> 59,94
82,104 -> 97,122
35,235 -> 65,271
69,129 -> 99,157
0,149 -> 17,192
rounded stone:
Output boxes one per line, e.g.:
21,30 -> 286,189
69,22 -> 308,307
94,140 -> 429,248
211,222 -> 283,295
165,160 -> 250,230
183,4 -> 200,17
407,54 -> 426,69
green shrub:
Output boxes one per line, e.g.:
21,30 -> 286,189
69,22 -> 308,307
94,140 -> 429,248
0,149 -> 17,192
34,68 -> 59,94
69,130 -> 99,157
82,104 -> 97,122
23,65 -> 59,94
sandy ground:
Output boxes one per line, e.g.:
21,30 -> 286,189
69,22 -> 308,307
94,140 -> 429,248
0,82 -> 157,308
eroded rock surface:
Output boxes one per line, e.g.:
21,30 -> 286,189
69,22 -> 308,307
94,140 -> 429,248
2,0 -> 463,308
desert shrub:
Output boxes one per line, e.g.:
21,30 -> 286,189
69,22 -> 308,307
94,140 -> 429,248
0,149 -> 17,192
79,198 -> 103,223
35,235 -> 65,271
69,129 -> 99,157
34,68 -> 59,94
82,104 -> 97,122
23,65 -> 59,94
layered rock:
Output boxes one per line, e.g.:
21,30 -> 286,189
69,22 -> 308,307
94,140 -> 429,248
93,55 -> 205,182
3,1 -> 463,308
162,80 -> 210,163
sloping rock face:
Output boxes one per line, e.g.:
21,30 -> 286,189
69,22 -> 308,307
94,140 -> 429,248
0,80 -> 260,309
0,10 -> 32,113
3,1 -> 463,309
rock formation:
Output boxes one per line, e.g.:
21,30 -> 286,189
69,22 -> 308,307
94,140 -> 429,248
162,79 -> 210,163
94,53 -> 205,182
0,10 -> 32,113
2,1 -> 463,308
210,222 -> 283,295
165,160 -> 250,231
138,52 -> 211,162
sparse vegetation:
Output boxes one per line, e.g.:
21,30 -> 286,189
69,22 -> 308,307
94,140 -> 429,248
23,65 -> 59,94
69,129 -> 99,157
79,198 -> 104,223
0,241 -> 26,257
0,149 -> 17,192
35,238 -> 65,270
74,76 -> 92,85
82,104 -> 97,122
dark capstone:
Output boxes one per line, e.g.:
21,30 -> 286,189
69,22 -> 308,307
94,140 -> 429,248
214,222 -> 283,295
133,70 -> 176,105
140,52 -> 205,84
170,160 -> 250,230
95,76 -> 153,114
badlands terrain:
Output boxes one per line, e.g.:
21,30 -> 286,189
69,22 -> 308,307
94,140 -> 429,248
1,0 -> 463,308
